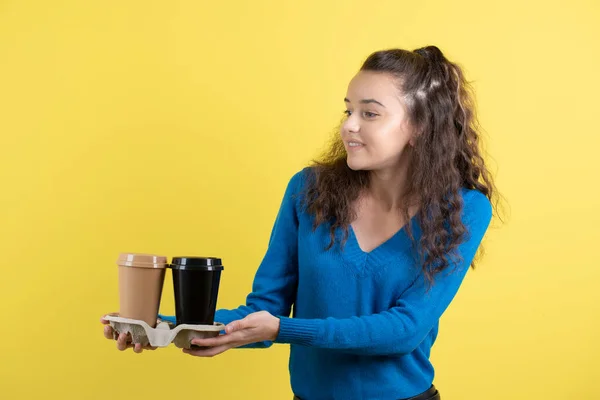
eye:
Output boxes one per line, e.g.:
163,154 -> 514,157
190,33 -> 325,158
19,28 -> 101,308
344,110 -> 378,119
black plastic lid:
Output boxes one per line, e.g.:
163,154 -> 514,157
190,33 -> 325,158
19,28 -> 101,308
169,256 -> 224,271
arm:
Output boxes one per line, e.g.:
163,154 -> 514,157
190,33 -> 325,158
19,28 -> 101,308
162,170 -> 304,348
274,190 -> 493,356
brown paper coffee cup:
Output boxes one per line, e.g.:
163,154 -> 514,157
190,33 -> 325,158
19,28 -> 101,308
116,253 -> 167,328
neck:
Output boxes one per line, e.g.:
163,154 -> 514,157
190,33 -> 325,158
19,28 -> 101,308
366,154 -> 412,212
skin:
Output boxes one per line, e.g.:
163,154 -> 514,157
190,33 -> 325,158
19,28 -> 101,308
342,71 -> 416,211
341,71 -> 419,253
99,312 -> 278,356
100,70 -> 417,355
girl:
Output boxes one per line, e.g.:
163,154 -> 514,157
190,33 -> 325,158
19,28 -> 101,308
102,45 -> 499,400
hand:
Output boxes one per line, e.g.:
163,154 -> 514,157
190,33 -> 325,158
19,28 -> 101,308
100,314 -> 157,353
183,311 -> 280,357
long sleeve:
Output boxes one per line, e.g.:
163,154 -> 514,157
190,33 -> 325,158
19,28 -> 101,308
159,171 -> 304,347
274,190 -> 493,356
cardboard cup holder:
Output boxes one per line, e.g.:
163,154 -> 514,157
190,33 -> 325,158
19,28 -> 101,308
104,313 -> 224,349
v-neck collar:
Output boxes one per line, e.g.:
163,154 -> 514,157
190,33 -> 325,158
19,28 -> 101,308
341,213 -> 421,271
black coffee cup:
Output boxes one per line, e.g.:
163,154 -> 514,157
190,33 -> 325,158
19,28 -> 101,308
169,257 -> 224,326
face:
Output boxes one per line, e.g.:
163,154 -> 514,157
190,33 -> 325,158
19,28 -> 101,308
341,71 -> 414,172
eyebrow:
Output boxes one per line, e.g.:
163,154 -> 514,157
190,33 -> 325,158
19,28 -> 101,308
344,98 -> 386,108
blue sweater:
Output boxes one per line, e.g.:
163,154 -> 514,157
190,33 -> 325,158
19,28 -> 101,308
161,168 -> 493,400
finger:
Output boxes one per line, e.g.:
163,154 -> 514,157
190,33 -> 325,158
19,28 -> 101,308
116,333 -> 126,350
116,333 -> 130,351
115,340 -> 135,349
225,319 -> 247,334
100,313 -> 117,324
103,325 -> 114,340
133,343 -> 143,353
183,344 -> 232,357
191,332 -> 243,347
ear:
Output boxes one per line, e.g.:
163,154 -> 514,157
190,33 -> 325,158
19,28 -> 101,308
408,132 -> 418,147
406,122 -> 419,147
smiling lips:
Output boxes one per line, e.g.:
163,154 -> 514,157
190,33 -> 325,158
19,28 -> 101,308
346,140 -> 365,150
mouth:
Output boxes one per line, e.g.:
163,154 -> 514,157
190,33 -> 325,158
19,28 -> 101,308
346,140 -> 365,149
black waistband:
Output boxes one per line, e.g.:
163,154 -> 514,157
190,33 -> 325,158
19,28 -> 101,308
402,385 -> 439,400
293,384 -> 440,400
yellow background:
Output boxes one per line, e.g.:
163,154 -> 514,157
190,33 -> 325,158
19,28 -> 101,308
1,1 -> 598,399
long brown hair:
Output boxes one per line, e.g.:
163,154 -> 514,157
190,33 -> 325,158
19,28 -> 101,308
302,45 -> 502,282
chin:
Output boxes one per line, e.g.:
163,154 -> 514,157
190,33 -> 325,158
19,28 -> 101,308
346,157 -> 370,171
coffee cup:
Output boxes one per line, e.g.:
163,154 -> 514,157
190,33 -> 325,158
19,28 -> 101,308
170,257 -> 224,326
116,253 -> 167,328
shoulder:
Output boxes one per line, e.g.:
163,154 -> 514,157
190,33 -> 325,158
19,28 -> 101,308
277,167 -> 314,209
459,187 -> 493,233
286,166 -> 314,193
460,187 -> 492,213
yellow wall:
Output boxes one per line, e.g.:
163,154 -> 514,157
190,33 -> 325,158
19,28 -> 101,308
1,1 -> 598,399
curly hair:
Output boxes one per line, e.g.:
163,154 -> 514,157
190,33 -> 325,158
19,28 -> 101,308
301,45 -> 501,283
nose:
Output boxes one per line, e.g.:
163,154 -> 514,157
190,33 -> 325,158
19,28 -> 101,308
342,115 -> 360,134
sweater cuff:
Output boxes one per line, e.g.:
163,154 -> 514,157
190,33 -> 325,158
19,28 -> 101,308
275,317 -> 320,345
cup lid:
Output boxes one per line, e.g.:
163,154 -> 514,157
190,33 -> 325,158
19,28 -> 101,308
117,253 -> 168,269
170,256 -> 224,271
